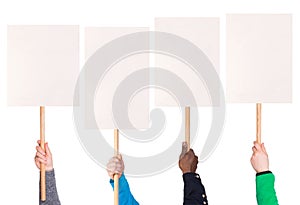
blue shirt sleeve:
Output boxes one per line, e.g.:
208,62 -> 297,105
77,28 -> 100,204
110,174 -> 139,205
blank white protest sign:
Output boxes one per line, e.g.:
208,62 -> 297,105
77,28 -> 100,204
227,14 -> 292,103
7,25 -> 79,106
154,17 -> 220,106
85,27 -> 150,129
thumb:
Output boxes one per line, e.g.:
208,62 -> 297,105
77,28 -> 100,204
45,143 -> 52,156
180,142 -> 188,159
117,154 -> 122,160
261,143 -> 267,154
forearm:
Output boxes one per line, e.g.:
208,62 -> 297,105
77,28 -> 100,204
110,174 -> 139,205
256,171 -> 279,205
40,169 -> 61,205
183,173 -> 208,205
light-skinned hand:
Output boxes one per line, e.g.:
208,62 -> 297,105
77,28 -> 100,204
250,141 -> 269,173
34,140 -> 53,172
106,154 -> 125,180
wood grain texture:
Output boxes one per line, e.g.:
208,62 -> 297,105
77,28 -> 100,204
114,129 -> 119,205
185,107 -> 190,150
256,103 -> 262,144
40,106 -> 46,201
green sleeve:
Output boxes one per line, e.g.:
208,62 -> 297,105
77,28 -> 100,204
256,172 -> 279,205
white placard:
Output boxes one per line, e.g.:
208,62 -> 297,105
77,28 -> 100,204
227,14 -> 292,103
85,27 -> 150,129
7,25 -> 79,106
154,17 -> 220,106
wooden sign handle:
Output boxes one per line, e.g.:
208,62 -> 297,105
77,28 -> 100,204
256,103 -> 262,144
185,107 -> 190,151
40,106 -> 46,201
114,129 -> 119,205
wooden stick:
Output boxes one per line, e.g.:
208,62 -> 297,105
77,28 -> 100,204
185,107 -> 190,150
114,129 -> 119,205
256,103 -> 262,144
40,106 -> 46,201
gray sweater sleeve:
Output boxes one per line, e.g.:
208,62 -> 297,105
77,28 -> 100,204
39,169 -> 61,205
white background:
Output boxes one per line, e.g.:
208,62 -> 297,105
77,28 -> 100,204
1,0 -> 300,204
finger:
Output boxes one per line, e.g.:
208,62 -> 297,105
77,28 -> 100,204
252,146 -> 257,153
107,164 -> 122,174
37,140 -> 41,145
36,157 -> 47,165
253,152 -> 259,157
34,156 -> 40,163
253,142 -> 262,151
108,157 -> 115,164
121,157 -> 124,166
115,162 -> 123,168
180,142 -> 188,159
35,160 -> 41,169
117,154 -> 124,165
189,149 -> 195,154
106,165 -> 114,172
193,157 -> 199,168
117,154 -> 122,160
113,170 -> 121,175
107,160 -> 122,171
107,159 -> 118,166
115,164 -> 123,172
187,149 -> 195,158
106,167 -> 115,175
36,146 -> 46,156
107,162 -> 117,170
193,157 -> 199,165
107,157 -> 123,170
111,156 -> 120,162
45,143 -> 52,156
112,157 -> 121,165
36,152 -> 47,161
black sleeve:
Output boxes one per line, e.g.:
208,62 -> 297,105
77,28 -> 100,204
183,173 -> 208,205
39,169 -> 61,205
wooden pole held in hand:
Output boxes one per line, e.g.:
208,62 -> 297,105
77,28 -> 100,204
114,129 -> 119,205
40,106 -> 46,201
256,103 -> 262,144
185,107 -> 190,151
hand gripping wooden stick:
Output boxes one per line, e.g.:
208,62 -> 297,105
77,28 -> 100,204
256,103 -> 262,144
40,106 -> 46,201
114,129 -> 119,205
185,107 -> 190,151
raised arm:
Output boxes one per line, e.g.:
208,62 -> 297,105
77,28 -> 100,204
35,140 -> 61,205
179,142 -> 208,205
107,154 -> 139,205
251,142 -> 279,205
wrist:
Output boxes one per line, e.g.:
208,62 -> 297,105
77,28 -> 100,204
256,168 -> 269,173
256,170 -> 272,176
182,169 -> 192,174
46,167 -> 54,172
